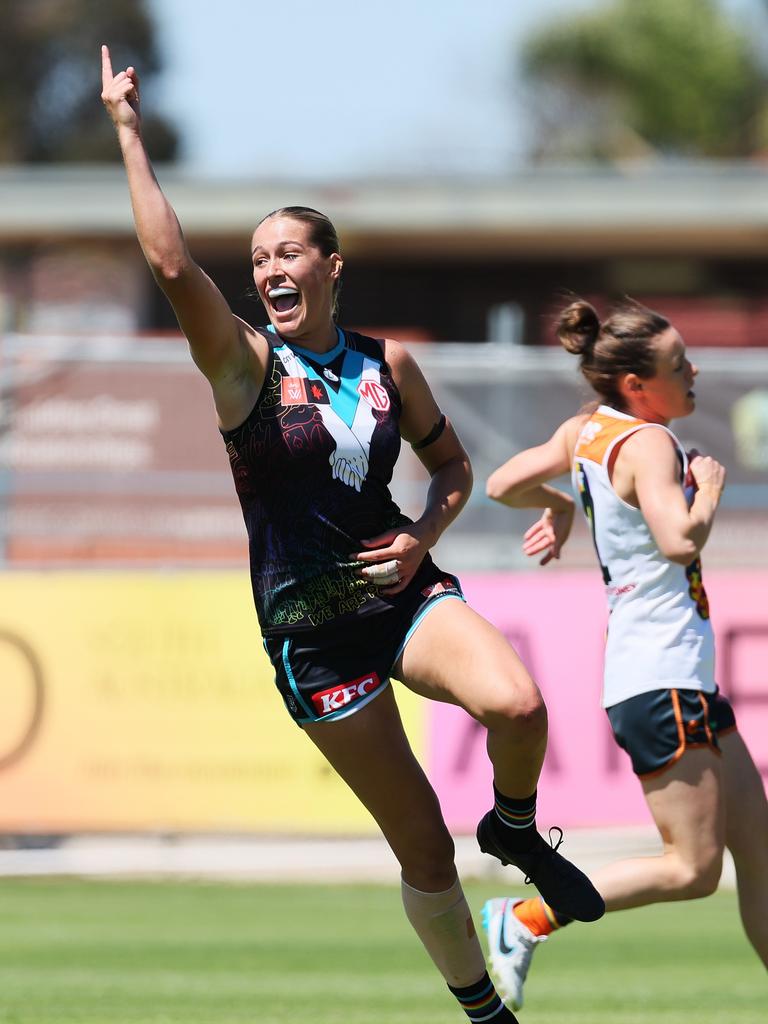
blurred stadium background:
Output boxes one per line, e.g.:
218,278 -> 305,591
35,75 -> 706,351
0,1 -> 767,886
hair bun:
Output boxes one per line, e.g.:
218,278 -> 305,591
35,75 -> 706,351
557,300 -> 600,355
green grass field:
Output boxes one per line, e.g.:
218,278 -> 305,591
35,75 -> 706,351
0,878 -> 763,1023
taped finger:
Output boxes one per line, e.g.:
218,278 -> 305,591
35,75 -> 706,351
360,559 -> 400,585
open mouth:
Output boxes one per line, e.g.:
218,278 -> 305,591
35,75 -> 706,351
268,286 -> 300,314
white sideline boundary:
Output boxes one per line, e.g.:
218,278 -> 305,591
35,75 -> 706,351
0,828 -> 736,888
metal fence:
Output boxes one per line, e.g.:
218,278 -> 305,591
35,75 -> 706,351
1,333 -> 767,571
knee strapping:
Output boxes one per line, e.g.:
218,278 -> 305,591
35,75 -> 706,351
401,875 -> 486,987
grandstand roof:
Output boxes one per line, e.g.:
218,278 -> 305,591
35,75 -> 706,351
1,162 -> 767,256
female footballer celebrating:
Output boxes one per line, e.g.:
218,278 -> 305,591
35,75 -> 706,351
100,46 -> 603,1023
482,298 -> 768,1010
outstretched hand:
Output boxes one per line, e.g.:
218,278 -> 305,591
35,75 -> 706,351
100,44 -> 141,131
522,506 -> 574,565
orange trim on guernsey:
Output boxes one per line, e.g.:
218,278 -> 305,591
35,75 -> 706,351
574,412 -> 645,465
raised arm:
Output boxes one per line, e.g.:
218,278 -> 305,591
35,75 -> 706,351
100,45 -> 264,426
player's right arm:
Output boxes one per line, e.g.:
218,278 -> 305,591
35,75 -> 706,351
620,428 -> 726,564
486,414 -> 586,564
100,45 -> 265,426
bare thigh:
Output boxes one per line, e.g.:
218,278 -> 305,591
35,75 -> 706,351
302,684 -> 455,890
591,748 -> 726,908
394,598 -> 542,722
643,747 -> 725,880
719,730 -> 768,965
720,730 -> 768,859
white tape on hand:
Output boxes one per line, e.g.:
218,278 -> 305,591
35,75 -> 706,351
361,559 -> 400,586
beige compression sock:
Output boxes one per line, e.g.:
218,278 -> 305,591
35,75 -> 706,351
401,875 -> 486,987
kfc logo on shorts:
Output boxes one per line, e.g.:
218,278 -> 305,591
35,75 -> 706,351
312,672 -> 383,716
357,380 -> 390,412
421,578 -> 460,599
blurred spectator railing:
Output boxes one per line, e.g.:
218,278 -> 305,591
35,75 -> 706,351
1,332 -> 767,570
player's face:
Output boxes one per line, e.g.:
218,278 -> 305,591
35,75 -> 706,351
251,216 -> 341,343
638,327 -> 698,423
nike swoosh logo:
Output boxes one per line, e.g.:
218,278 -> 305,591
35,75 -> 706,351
497,901 -> 517,956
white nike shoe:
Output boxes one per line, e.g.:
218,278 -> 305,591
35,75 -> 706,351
481,897 -> 545,1011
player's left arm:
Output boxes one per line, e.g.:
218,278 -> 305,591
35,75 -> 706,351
627,429 -> 725,564
351,339 -> 471,593
390,338 -> 472,541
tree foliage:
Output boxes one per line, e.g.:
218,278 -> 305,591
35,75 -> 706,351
521,0 -> 768,160
0,0 -> 177,163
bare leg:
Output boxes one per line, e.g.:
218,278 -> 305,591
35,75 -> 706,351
720,731 -> 768,967
591,748 -> 725,910
394,598 -> 603,923
482,731 -> 764,1011
303,686 -> 490,991
304,684 -> 456,891
394,599 -> 547,798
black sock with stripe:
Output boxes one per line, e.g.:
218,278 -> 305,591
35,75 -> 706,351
489,785 -> 538,852
448,971 -> 519,1023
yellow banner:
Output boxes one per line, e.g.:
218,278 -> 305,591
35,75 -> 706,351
0,573 -> 425,833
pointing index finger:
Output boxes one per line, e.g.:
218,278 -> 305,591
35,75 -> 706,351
101,44 -> 113,89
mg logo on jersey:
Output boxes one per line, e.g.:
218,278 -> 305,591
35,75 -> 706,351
357,380 -> 390,412
312,672 -> 383,716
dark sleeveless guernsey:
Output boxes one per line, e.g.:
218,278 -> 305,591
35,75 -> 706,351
221,327 -> 427,635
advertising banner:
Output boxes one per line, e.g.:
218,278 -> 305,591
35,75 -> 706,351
0,572 -> 424,833
0,570 -> 764,834
430,571 -> 768,829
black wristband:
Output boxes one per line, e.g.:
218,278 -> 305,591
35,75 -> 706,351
412,414 -> 446,450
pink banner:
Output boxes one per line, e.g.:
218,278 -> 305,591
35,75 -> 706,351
428,571 -> 768,830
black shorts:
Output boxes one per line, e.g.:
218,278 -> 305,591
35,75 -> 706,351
262,562 -> 464,726
606,686 -> 737,779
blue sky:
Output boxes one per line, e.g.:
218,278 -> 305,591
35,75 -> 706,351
146,0 -> 767,180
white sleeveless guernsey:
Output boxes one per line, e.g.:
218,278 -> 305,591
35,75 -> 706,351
572,405 -> 715,708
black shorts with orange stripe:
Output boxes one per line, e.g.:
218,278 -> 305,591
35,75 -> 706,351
606,686 -> 737,779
